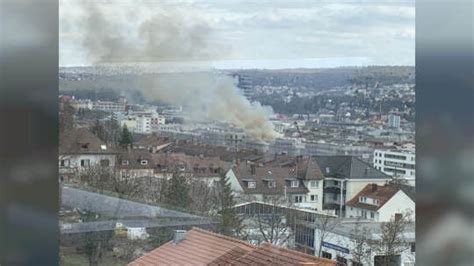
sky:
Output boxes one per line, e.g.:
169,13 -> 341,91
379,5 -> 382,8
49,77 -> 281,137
59,0 -> 415,69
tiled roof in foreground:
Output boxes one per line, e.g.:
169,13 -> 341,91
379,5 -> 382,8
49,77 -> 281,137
129,227 -> 335,266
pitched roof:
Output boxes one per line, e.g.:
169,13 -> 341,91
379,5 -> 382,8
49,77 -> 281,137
129,227 -> 335,266
346,183 -> 414,211
314,156 -> 390,179
117,148 -> 154,169
59,127 -> 115,154
128,227 -> 255,266
231,163 -> 309,195
152,153 -> 231,177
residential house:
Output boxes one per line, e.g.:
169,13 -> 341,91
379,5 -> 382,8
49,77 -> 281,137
129,227 -> 336,265
314,156 -> 392,216
345,183 -> 415,222
225,155 -> 325,210
153,153 -> 230,185
117,148 -> 154,179
59,128 -> 117,181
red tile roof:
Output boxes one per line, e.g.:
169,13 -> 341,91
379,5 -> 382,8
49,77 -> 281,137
346,183 -> 405,211
129,227 -> 335,266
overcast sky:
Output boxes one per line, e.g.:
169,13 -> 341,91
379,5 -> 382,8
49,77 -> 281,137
59,0 -> 415,68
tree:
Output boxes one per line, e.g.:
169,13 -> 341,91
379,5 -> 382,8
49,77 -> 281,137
349,218 -> 373,265
163,169 -> 191,210
372,211 -> 413,265
245,196 -> 295,247
118,125 -> 133,147
78,209 -> 113,266
314,211 -> 340,257
217,173 -> 243,237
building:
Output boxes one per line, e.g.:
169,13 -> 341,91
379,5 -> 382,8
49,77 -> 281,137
59,128 -> 117,180
373,149 -> 415,182
312,221 -> 415,266
226,156 -> 325,211
153,153 -> 231,185
92,98 -> 127,112
388,113 -> 401,129
129,227 -> 336,265
116,148 -> 154,179
234,73 -> 254,100
345,183 -> 415,222
314,156 -> 392,217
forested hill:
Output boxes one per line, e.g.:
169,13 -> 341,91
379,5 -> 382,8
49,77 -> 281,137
229,66 -> 415,88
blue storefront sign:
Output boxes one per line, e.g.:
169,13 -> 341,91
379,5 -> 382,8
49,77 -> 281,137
322,241 -> 350,254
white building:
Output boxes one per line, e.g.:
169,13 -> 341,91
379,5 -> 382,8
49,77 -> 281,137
136,115 -> 152,134
314,156 -> 393,217
313,221 -> 415,266
92,98 -> 127,112
388,114 -> 401,129
225,156 -> 325,211
345,183 -> 415,222
373,149 -> 415,184
59,128 -> 117,180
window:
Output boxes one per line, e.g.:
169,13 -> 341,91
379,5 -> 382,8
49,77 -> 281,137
336,256 -> 347,265
310,180 -> 319,188
80,143 -> 89,150
248,181 -> 256,188
100,159 -> 110,167
80,159 -> 90,167
294,195 -> 303,203
60,159 -> 69,167
410,242 -> 415,252
140,160 -> 148,165
310,195 -> 318,202
322,251 -> 332,259
268,181 -> 276,188
291,180 -> 299,187
325,167 -> 330,174
370,212 -> 375,219
122,160 -> 129,166
352,261 -> 363,266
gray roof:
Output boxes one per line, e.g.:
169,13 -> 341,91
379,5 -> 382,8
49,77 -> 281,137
314,156 -> 391,179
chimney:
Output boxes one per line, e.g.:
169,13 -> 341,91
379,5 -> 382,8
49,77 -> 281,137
173,230 -> 187,245
394,213 -> 402,222
371,184 -> 378,192
250,163 -> 256,175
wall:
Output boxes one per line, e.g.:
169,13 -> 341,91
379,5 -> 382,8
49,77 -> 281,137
378,190 -> 415,222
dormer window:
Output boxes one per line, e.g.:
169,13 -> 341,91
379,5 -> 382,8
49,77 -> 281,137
80,143 -> 89,150
140,160 -> 148,165
268,181 -> 276,188
248,181 -> 256,188
291,180 -> 299,188
122,160 -> 129,166
359,196 -> 366,203
100,145 -> 107,150
325,167 -> 330,174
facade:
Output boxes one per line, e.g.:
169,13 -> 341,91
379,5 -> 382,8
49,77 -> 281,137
314,156 -> 392,217
312,221 -> 415,266
92,99 -> 127,112
388,113 -> 401,129
345,183 -> 415,222
117,148 -> 154,179
59,128 -> 117,180
373,149 -> 415,182
226,156 -> 325,211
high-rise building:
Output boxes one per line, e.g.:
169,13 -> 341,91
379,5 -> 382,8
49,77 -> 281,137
373,149 -> 415,181
388,113 -> 401,129
234,74 -> 253,100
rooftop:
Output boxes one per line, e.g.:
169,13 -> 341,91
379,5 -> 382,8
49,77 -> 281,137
129,227 -> 335,266
346,183 -> 415,211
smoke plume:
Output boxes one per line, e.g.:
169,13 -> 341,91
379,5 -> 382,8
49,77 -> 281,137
64,1 -> 278,141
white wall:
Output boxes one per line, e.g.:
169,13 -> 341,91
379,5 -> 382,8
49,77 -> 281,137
378,190 -> 415,222
303,180 -> 324,211
225,169 -> 244,195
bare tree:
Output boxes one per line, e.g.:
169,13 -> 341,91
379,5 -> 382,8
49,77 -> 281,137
245,196 -> 295,247
314,210 -> 340,257
371,211 -> 413,266
349,218 -> 373,265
